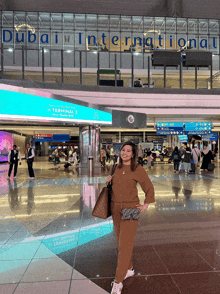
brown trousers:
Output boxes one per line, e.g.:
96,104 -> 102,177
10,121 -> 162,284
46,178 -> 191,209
111,201 -> 139,283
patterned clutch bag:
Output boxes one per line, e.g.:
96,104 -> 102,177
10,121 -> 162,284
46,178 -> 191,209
122,208 -> 140,220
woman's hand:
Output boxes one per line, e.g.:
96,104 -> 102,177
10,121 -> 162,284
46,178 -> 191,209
136,203 -> 149,213
106,175 -> 113,183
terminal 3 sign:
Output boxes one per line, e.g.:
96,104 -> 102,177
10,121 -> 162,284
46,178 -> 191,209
0,90 -> 112,125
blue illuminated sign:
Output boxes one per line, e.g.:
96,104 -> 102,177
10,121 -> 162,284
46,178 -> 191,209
157,122 -> 184,135
53,134 -> 69,142
179,135 -> 188,142
35,137 -> 52,142
0,90 -> 112,125
202,133 -> 218,141
185,122 -> 212,135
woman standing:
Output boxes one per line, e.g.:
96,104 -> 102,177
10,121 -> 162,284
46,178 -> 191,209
200,143 -> 214,171
191,144 -> 200,167
170,146 -> 181,174
182,147 -> 192,174
106,142 -> 155,294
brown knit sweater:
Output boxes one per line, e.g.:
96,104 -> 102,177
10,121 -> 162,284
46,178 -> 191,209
111,164 -> 155,205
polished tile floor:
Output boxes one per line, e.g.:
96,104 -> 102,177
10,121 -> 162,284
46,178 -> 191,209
0,158 -> 220,293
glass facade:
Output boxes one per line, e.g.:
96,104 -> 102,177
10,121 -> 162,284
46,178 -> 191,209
1,11 -> 220,69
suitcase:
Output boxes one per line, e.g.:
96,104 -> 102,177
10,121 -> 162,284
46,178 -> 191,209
64,162 -> 71,168
207,163 -> 215,171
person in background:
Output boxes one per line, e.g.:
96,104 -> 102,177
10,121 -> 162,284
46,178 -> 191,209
179,145 -> 186,158
170,146 -> 181,174
191,144 -> 200,167
138,145 -> 144,166
7,145 -> 22,179
68,146 -> 73,159
182,147 -> 192,174
106,146 -> 110,163
106,141 -> 155,294
101,147 -> 106,167
110,145 -> 115,164
146,148 -> 152,168
26,143 -> 35,180
72,150 -> 78,166
54,147 -> 59,166
200,143 -> 214,171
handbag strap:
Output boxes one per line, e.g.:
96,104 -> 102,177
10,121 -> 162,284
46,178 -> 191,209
194,148 -> 199,157
111,164 -> 117,176
107,164 -> 117,188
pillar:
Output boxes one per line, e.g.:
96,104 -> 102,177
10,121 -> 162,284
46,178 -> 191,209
79,125 -> 101,175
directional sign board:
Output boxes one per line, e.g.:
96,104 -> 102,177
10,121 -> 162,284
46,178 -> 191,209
179,135 -> 188,142
157,122 -> 184,135
35,134 -> 52,142
185,122 -> 212,135
202,133 -> 218,141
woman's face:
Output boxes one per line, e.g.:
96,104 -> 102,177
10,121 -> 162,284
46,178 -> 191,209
120,145 -> 133,163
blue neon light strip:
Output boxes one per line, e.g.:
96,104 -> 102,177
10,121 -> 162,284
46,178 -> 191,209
0,220 -> 114,273
0,90 -> 112,124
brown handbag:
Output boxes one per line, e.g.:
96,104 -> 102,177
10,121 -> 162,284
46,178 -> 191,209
92,165 -> 117,219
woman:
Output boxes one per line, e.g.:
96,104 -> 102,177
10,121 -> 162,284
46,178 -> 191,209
170,146 -> 181,174
182,147 -> 192,174
200,144 -> 214,171
191,144 -> 200,167
106,142 -> 155,294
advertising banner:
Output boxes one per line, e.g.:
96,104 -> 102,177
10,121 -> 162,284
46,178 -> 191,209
0,90 -> 112,125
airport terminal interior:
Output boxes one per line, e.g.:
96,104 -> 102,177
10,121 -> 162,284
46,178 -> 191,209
2,0 -> 220,293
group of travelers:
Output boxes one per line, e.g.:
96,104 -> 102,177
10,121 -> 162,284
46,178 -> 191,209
170,143 -> 216,174
52,146 -> 78,166
101,145 -> 118,167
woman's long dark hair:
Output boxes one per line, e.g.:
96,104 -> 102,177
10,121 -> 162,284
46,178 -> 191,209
118,141 -> 138,171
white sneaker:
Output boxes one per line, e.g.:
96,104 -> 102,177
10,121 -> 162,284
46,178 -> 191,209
13,176 -> 17,179
124,268 -> 135,280
111,281 -> 123,294
30,177 -> 35,180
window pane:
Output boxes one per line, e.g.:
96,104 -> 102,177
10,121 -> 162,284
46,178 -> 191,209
209,20 -> 219,34
199,19 -> 208,34
165,18 -> 176,33
144,17 -> 154,33
14,12 -> 26,26
51,13 -> 62,29
132,16 -> 143,33
2,11 -> 13,27
98,15 -> 109,31
26,12 -> 39,28
177,18 -> 187,33
86,14 -> 97,30
75,14 -> 86,30
188,19 -> 199,33
155,17 -> 165,34
121,16 -> 132,31
39,13 -> 51,29
110,15 -> 120,30
63,13 -> 74,30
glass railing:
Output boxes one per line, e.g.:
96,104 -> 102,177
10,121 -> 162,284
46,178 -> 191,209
1,46 -> 219,90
